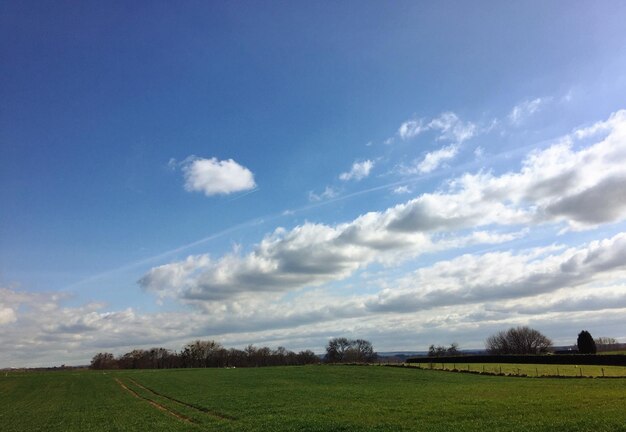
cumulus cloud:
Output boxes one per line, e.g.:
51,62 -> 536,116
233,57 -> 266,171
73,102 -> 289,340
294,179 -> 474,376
5,230 -> 626,367
7,111 -> 626,368
367,232 -> 626,313
397,112 -> 476,143
139,221 -> 523,303
0,287 -> 202,367
339,160 -> 375,181
141,109 -> 626,303
508,97 -> 547,125
415,144 -> 459,173
180,157 -> 256,196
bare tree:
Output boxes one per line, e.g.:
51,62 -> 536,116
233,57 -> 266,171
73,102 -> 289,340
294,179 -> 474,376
90,352 -> 117,369
595,337 -> 619,352
325,338 -> 376,363
428,343 -> 460,357
325,337 -> 352,363
181,340 -> 224,367
485,326 -> 552,354
296,350 -> 319,365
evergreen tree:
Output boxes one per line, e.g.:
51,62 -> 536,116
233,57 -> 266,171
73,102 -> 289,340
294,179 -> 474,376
577,330 -> 597,354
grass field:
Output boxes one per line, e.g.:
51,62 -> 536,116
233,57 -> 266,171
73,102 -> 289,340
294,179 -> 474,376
600,350 -> 626,355
408,362 -> 626,377
2,365 -> 626,431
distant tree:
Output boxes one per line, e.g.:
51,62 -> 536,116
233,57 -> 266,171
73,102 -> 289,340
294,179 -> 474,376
296,350 -> 319,365
181,340 -> 224,368
428,345 -> 442,357
485,326 -> 552,355
90,352 -> 117,369
447,342 -> 460,356
595,337 -> 618,351
428,343 -> 460,357
325,338 -> 376,363
226,348 -> 246,367
595,336 -> 617,345
325,337 -> 352,363
577,330 -> 597,354
347,339 -> 377,363
91,342 -> 321,369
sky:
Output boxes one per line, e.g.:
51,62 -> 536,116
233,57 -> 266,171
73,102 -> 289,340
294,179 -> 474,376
2,1 -> 626,367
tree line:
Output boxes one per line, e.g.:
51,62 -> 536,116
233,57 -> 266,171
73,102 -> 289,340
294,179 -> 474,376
91,340 -> 319,370
91,337 -> 378,370
484,326 -> 619,355
424,327 -> 621,357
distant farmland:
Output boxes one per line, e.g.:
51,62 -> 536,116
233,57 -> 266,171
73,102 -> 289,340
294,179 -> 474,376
2,366 -> 626,431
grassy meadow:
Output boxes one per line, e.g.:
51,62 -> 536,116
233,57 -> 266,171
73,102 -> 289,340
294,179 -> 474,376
2,365 -> 626,431
408,362 -> 626,377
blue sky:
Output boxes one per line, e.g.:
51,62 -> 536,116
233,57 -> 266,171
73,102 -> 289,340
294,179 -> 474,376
2,1 -> 626,367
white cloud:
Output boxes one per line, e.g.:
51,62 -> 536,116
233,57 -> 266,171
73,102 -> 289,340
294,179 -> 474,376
396,112 -> 476,144
0,307 -> 16,325
367,232 -> 626,313
6,110 -> 626,368
416,144 -> 459,173
508,97 -> 547,125
392,185 -> 411,194
428,112 -> 476,143
398,119 -> 426,140
308,186 -> 338,202
181,157 -> 256,196
339,160 -> 375,181
8,231 -> 626,367
142,109 -> 626,303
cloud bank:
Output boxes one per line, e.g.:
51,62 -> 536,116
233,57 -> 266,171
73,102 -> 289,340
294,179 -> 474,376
142,110 -> 626,303
4,110 -> 626,368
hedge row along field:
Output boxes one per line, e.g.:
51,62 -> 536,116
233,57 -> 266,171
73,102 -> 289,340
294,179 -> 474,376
2,366 -> 626,431
405,362 -> 626,377
407,354 -> 626,366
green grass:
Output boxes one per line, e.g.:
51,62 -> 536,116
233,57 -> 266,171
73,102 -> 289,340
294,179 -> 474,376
0,370 -> 197,432
2,366 -> 626,431
599,350 -> 626,355
409,362 -> 626,377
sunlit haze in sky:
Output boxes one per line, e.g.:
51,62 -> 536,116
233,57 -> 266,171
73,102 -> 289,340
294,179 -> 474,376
2,1 -> 626,367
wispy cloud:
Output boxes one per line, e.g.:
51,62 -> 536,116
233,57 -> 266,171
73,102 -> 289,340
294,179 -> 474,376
415,144 -> 459,173
339,160 -> 375,181
508,97 -> 548,125
395,112 -> 476,144
398,119 -> 426,140
308,186 -> 339,202
392,185 -> 411,194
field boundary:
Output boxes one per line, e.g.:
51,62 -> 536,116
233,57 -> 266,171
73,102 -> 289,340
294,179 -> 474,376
128,377 -> 235,421
387,363 -> 626,379
114,378 -> 196,424
406,354 -> 626,366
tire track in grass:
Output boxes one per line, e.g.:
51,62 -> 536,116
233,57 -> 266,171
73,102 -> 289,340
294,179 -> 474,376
114,378 -> 197,425
127,377 -> 236,421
